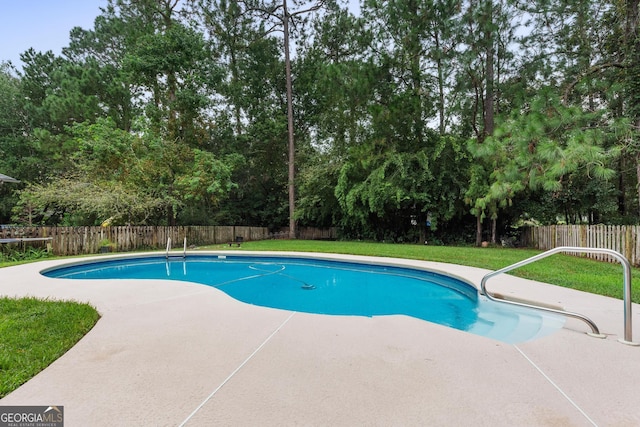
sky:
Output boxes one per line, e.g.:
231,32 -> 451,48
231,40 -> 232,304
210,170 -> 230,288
0,0 -> 360,72
1,0 -> 108,70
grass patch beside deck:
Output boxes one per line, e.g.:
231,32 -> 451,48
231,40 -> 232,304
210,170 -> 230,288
0,297 -> 100,398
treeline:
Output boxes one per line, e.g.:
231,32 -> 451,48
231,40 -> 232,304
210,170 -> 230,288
0,0 -> 639,245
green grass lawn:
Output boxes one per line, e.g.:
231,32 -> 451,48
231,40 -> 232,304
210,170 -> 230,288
0,239 -> 638,398
0,297 -> 100,398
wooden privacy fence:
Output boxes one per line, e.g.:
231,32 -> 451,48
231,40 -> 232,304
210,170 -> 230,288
0,225 -> 337,256
0,226 -> 274,256
522,225 -> 640,266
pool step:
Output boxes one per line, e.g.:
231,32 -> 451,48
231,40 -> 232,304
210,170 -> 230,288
469,303 -> 564,344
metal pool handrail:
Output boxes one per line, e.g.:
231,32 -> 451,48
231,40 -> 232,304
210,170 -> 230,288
480,246 -> 637,345
165,237 -> 187,259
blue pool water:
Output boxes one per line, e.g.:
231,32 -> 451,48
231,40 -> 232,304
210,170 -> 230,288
42,255 -> 564,343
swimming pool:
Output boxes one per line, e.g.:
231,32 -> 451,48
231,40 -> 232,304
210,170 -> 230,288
42,254 -> 564,343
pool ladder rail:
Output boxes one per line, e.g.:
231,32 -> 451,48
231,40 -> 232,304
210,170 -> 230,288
165,237 -> 187,259
480,246 -> 638,346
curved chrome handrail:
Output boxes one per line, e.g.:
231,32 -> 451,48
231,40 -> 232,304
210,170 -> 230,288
480,246 -> 636,345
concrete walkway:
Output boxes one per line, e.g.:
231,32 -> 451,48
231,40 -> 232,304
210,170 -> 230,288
1,251 -> 639,426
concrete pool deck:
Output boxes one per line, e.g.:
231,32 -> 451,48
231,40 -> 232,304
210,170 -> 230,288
1,251 -> 639,426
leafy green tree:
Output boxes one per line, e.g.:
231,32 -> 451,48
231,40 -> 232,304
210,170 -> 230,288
362,0 -> 435,145
0,63 -> 26,173
455,0 -> 521,243
63,8 -> 143,131
618,0 -> 640,217
238,0 -> 330,237
0,63 -> 28,222
336,131 -> 470,241
42,61 -> 103,127
296,153 -> 343,227
195,0 -> 259,136
292,3 -> 371,227
467,91 -> 619,228
6,0 -> 640,239
13,118 -> 240,225
121,4 -> 212,145
190,0 -> 291,227
295,3 -> 371,155
318,0 -> 472,240
508,0 -> 633,224
19,49 -> 70,134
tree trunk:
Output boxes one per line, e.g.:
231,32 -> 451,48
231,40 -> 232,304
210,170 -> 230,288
476,215 -> 483,246
167,204 -> 176,227
483,0 -> 494,138
627,0 -> 640,218
435,32 -> 446,135
167,71 -> 178,140
636,154 -> 640,218
491,217 -> 496,244
618,156 -> 626,215
283,0 -> 296,239
230,49 -> 243,136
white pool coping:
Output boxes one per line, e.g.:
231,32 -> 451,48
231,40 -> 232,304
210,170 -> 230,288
1,250 -> 640,426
